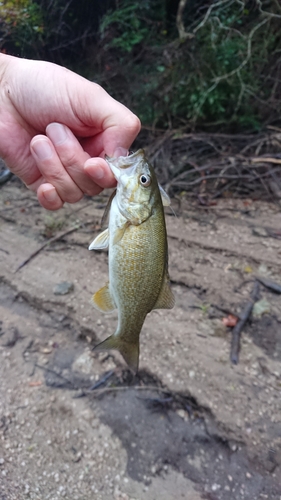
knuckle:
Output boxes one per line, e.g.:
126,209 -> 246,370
84,185 -> 102,197
125,113 -> 141,134
64,190 -> 83,204
56,149 -> 78,168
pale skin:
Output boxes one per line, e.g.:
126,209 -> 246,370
0,53 -> 141,210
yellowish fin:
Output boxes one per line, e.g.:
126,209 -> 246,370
92,283 -> 116,312
94,335 -> 139,373
89,228 -> 109,250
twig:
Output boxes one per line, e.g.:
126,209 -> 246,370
89,370 -> 115,390
0,169 -> 13,185
176,0 -> 194,40
87,384 -> 168,397
15,221 -> 93,272
255,276 -> 281,294
251,157 -> 281,165
230,281 -> 260,364
34,363 -> 76,389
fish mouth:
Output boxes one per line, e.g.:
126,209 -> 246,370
105,149 -> 146,179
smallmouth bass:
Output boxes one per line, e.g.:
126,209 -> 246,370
89,149 -> 175,372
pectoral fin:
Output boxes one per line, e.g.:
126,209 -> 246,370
89,228 -> 109,250
92,283 -> 116,312
153,275 -> 175,310
94,335 -> 139,373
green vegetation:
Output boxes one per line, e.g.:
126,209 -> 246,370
1,0 -> 281,132
0,0 -> 44,57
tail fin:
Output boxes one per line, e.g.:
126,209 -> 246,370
94,335 -> 139,373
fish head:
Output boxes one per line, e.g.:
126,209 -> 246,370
106,150 -> 160,224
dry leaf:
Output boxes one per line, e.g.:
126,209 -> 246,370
222,314 -> 238,327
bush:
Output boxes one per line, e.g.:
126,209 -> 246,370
93,0 -> 281,132
0,0 -> 44,57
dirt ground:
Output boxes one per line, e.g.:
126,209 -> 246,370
0,177 -> 281,500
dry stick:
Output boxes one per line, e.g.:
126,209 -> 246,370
255,276 -> 281,294
230,281 -> 260,365
87,385 -> 168,397
251,157 -> 281,165
15,221 -> 93,272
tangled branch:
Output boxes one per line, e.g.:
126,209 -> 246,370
143,129 -> 281,200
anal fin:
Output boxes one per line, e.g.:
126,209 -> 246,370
92,283 -> 116,312
153,275 -> 175,310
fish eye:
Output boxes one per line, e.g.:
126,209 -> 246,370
139,174 -> 151,187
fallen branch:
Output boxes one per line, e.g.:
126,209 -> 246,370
230,281 -> 260,364
255,276 -> 281,294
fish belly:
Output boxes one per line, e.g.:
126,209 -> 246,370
109,205 -> 166,342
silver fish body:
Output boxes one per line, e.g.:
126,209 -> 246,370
89,150 -> 174,371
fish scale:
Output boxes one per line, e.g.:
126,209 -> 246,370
89,149 -> 175,372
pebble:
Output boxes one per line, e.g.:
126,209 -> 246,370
252,227 -> 268,237
53,281 -> 74,295
211,483 -> 220,491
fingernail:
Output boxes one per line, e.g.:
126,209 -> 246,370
42,187 -> 58,202
32,139 -> 53,160
113,147 -> 128,157
47,123 -> 68,146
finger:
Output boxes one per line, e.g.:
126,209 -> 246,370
46,123 -> 102,196
30,135 -> 83,203
37,183 -> 64,210
77,85 -> 141,156
80,116 -> 140,159
84,157 -> 116,189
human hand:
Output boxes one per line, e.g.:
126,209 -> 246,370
0,54 -> 141,209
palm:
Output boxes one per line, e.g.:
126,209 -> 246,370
0,54 -> 140,209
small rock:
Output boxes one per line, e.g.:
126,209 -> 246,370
0,458 -> 4,465
53,281 -> 74,295
252,226 -> 268,237
72,351 -> 95,374
176,409 -> 188,421
211,483 -> 220,491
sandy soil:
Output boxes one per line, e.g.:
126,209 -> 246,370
0,178 -> 281,500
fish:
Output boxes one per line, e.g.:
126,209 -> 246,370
89,149 -> 175,372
